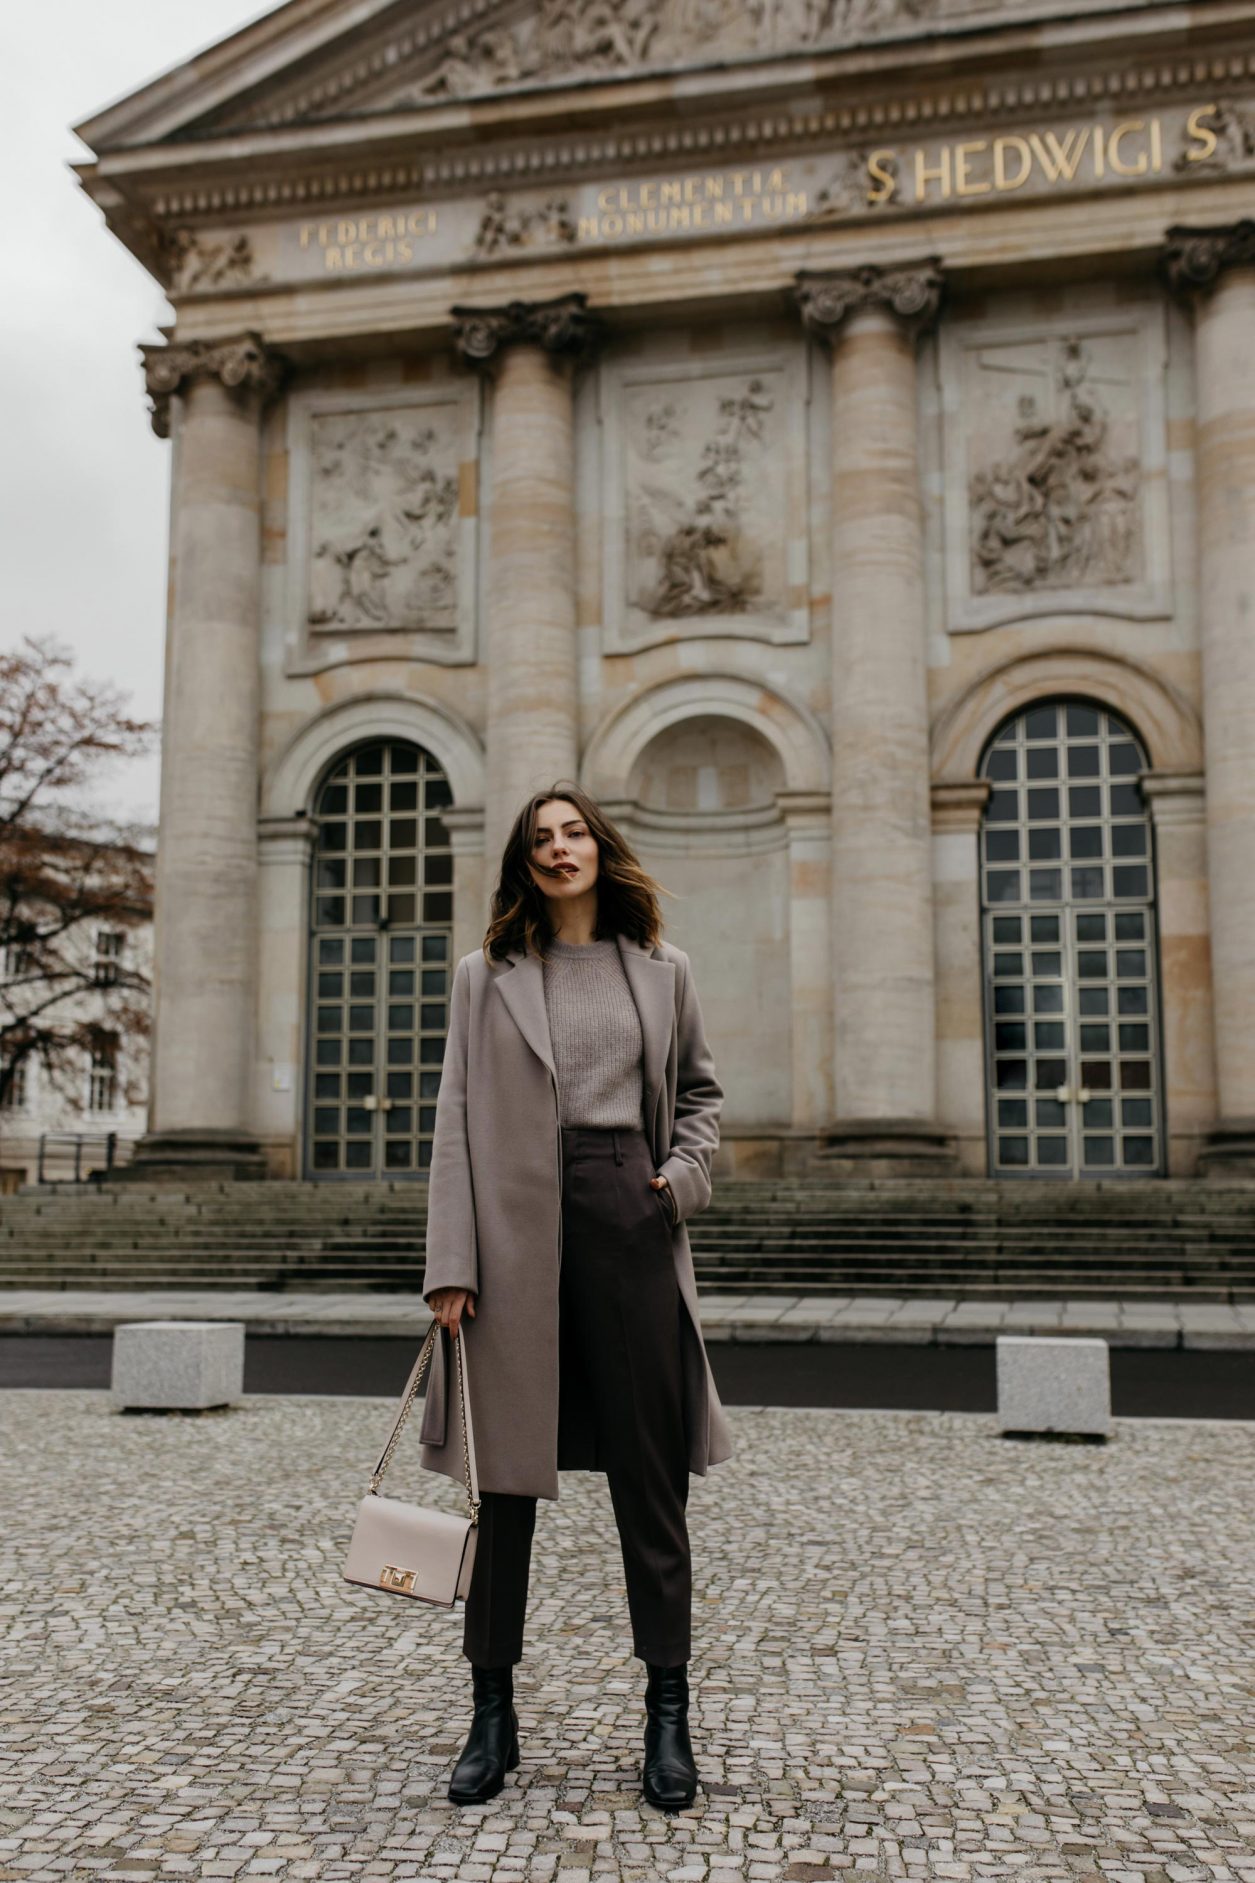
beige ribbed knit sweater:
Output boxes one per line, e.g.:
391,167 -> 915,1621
541,936 -> 645,1128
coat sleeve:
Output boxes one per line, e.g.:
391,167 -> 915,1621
657,950 -> 724,1225
421,952 -> 479,1303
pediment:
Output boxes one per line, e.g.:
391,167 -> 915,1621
75,0 -> 1169,152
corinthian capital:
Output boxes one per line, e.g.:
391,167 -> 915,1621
450,291 -> 600,367
1163,220 -> 1255,297
139,332 -> 288,438
794,261 -> 945,342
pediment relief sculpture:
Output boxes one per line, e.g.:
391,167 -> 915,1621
395,0 -> 934,106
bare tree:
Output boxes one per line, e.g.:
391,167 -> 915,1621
0,635 -> 158,1114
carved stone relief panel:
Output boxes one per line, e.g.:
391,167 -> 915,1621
284,384 -> 479,672
602,349 -> 810,651
939,305 -> 1171,632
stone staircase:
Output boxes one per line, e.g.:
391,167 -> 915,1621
1,1177 -> 1254,1300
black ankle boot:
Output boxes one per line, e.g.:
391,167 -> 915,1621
447,1663 -> 520,1804
642,1660 -> 698,1811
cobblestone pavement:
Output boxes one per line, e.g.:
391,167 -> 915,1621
2,1391 -> 1253,1883
4,1290 -> 1254,1348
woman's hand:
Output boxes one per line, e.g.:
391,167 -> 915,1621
427,1286 -> 477,1337
649,1173 -> 674,1221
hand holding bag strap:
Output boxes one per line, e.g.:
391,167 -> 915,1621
369,1318 -> 480,1523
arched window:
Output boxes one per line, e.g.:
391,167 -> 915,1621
305,739 -> 453,1178
979,698 -> 1164,1179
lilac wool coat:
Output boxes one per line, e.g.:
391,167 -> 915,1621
416,932 -> 736,1499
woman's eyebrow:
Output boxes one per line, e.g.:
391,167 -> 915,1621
535,819 -> 585,835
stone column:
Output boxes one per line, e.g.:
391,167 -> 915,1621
1140,772 -> 1217,1177
931,780 -> 991,1175
778,791 -> 834,1141
1165,223 -> 1255,1177
121,333 -> 285,1182
795,263 -> 959,1176
451,293 -> 598,867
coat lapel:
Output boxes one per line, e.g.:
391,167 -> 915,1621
492,935 -> 676,1126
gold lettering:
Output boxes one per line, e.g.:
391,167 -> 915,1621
397,239 -> 414,262
914,145 -> 953,201
363,240 -> 385,265
602,212 -> 624,236
692,202 -> 708,226
325,247 -> 345,270
784,191 -> 808,215
704,176 -> 724,199
596,185 -> 615,212
1184,104 -> 1219,164
731,171 -> 749,196
1029,127 -> 1090,183
640,182 -> 656,207
338,219 -> 357,243
299,224 -> 313,249
683,176 -> 700,202
867,148 -> 898,205
1150,116 -> 1163,171
1092,125 -> 1106,178
767,167 -> 785,190
993,135 -> 1032,191
740,199 -> 755,222
661,181 -> 682,205
669,203 -> 691,228
714,201 -> 734,224
578,215 -> 600,240
1109,119 -> 1149,177
955,140 -> 991,196
627,211 -> 645,234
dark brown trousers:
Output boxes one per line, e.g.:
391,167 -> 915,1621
462,1123 -> 691,1668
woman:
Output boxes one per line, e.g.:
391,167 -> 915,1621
418,780 -> 734,1812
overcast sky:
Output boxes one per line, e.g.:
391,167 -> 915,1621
2,1 -> 274,825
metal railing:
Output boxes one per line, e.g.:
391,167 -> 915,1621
36,1131 -> 132,1184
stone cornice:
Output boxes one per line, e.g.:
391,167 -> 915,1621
1163,218 -> 1255,294
79,9 -> 1255,228
139,332 -> 287,438
795,261 -> 945,339
450,291 -> 600,365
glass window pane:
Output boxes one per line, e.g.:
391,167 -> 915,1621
1025,745 -> 1058,778
1028,870 -> 1062,900
1027,705 -> 1058,740
1112,866 -> 1148,898
1083,1136 -> 1115,1164
998,1136 -> 1030,1165
1027,827 -> 1061,860
1026,788 -> 1059,819
998,1099 -> 1029,1126
1071,867 -> 1104,899
985,748 -> 1018,781
1067,743 -> 1101,777
1035,1098 -> 1066,1127
1069,825 -> 1104,859
993,985 -> 1026,1014
1123,1135 -> 1155,1165
1038,1136 -> 1069,1165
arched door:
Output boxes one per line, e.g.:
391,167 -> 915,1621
304,739 -> 453,1179
979,699 -> 1165,1179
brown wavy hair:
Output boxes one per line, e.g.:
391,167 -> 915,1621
483,780 -> 665,962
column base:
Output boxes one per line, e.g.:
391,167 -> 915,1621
109,1128 -> 270,1185
1196,1118 -> 1255,1182
814,1116 -> 965,1179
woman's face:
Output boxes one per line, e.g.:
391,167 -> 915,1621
527,798 -> 601,903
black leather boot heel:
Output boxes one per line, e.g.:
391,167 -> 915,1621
447,1664 -> 520,1804
642,1661 -> 698,1811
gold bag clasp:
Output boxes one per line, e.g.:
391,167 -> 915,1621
380,1563 -> 417,1593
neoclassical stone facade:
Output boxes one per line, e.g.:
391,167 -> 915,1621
75,0 -> 1255,1184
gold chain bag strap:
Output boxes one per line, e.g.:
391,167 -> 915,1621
343,1318 -> 481,1606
